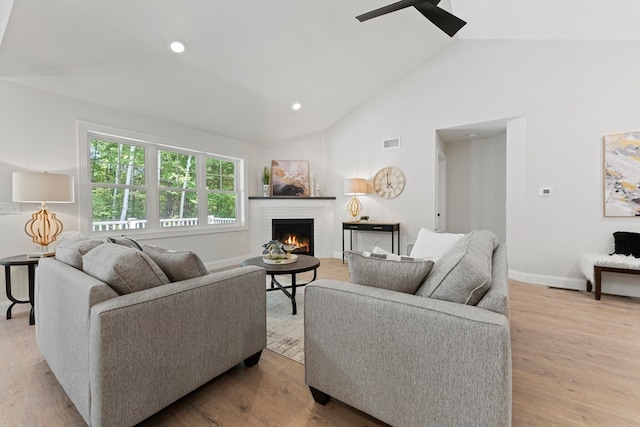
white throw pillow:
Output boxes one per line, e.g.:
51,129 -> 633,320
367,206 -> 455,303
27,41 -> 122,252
371,245 -> 404,261
409,228 -> 465,259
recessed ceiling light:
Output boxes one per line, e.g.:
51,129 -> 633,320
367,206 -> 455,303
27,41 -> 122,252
292,103 -> 301,111
169,41 -> 185,54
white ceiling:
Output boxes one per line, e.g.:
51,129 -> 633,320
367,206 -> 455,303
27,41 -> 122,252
1,0 -> 638,145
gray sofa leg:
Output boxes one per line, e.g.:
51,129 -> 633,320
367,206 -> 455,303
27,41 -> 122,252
309,386 -> 331,405
243,350 -> 262,367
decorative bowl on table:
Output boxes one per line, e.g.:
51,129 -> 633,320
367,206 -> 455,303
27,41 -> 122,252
263,254 -> 298,264
262,240 -> 298,264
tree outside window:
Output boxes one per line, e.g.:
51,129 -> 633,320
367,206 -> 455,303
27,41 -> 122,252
90,138 -> 146,230
87,131 -> 241,233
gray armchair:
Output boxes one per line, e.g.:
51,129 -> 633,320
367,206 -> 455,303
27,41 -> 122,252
305,242 -> 511,426
36,257 -> 266,427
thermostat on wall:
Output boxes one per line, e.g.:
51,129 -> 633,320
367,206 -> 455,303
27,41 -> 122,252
539,187 -> 553,196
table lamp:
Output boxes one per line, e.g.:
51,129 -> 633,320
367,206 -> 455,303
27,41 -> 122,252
12,172 -> 75,257
344,178 -> 367,220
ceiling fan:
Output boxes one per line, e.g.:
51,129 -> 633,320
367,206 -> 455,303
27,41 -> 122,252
356,0 -> 466,37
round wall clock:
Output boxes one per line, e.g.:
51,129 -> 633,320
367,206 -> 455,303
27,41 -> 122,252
373,167 -> 405,199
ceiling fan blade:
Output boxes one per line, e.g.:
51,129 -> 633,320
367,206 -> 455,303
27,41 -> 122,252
413,2 -> 466,37
356,0 -> 427,22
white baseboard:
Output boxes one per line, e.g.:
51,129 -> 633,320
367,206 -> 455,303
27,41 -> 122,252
509,269 -> 640,298
204,255 -> 252,271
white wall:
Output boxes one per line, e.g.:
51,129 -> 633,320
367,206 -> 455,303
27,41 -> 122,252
0,80 -> 258,303
258,131 -> 328,196
324,40 -> 640,296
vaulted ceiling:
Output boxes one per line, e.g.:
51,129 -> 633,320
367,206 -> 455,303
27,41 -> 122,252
1,0 -> 638,145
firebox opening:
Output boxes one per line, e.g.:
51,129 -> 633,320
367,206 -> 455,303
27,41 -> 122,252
272,218 -> 314,256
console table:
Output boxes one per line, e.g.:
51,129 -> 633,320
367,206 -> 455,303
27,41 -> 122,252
342,222 -> 400,262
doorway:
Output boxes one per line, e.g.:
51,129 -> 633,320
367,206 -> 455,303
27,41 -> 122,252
436,119 -> 508,243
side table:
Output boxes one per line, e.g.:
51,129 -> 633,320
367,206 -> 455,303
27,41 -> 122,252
342,221 -> 400,262
1,255 -> 41,325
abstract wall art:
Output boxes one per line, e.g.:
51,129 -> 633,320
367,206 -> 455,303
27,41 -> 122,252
271,160 -> 310,196
603,131 -> 640,217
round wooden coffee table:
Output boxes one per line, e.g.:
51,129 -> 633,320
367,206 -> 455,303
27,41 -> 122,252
241,254 -> 320,315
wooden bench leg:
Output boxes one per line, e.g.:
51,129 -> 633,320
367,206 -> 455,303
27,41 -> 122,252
594,266 -> 602,300
588,264 -> 640,301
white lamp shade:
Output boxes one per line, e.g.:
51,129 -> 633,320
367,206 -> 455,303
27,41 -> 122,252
12,172 -> 75,203
344,178 -> 367,196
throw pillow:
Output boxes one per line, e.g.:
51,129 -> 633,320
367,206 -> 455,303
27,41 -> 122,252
612,231 -> 640,258
371,245 -> 405,262
345,251 -> 434,294
55,237 -> 103,269
107,236 -> 143,250
416,230 -> 498,305
83,243 -> 170,295
142,244 -> 210,282
409,228 -> 465,259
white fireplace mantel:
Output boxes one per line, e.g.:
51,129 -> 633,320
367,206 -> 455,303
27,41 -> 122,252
249,197 -> 336,258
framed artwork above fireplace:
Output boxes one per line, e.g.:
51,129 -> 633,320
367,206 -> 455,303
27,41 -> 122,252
271,160 -> 310,197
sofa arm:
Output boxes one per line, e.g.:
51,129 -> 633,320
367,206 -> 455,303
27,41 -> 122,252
89,265 -> 266,427
35,258 -> 119,424
304,280 -> 512,427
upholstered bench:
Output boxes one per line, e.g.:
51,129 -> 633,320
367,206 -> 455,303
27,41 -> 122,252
579,254 -> 640,300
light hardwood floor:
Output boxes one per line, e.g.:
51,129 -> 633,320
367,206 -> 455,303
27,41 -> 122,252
1,258 -> 638,426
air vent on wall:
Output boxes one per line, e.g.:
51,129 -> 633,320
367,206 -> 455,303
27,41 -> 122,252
383,137 -> 401,149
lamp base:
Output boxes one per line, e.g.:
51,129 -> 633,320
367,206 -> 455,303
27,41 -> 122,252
347,196 -> 362,219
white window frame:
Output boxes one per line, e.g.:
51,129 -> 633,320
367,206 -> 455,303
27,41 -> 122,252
78,122 -> 247,238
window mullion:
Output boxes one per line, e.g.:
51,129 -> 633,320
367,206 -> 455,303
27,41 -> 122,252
146,145 -> 160,230
198,155 -> 208,225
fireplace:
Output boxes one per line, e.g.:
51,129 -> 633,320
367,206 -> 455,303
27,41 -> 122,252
272,218 -> 314,256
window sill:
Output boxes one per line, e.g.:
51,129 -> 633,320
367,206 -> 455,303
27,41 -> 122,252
89,223 -> 248,241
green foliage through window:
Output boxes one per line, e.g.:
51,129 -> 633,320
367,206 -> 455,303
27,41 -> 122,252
88,133 -> 241,231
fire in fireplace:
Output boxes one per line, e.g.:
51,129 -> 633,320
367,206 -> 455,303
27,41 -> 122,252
272,218 -> 314,256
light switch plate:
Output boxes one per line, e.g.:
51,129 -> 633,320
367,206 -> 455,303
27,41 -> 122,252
0,202 -> 20,214
539,187 -> 553,196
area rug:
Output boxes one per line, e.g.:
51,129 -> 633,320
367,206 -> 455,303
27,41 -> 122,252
266,279 -> 305,364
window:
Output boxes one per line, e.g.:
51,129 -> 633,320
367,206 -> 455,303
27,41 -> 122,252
83,126 -> 244,235
206,158 -> 237,223
158,150 -> 198,227
90,138 -> 147,231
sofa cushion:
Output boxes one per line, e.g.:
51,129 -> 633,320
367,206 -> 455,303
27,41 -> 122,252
409,228 -> 465,260
107,236 -> 143,250
142,244 -> 210,282
55,237 -> 103,270
345,251 -> 434,294
83,243 -> 170,295
416,230 -> 498,305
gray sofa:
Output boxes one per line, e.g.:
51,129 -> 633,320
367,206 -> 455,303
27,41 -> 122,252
35,241 -> 266,427
305,231 -> 511,426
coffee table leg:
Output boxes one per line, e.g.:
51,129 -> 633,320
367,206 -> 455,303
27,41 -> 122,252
290,274 -> 297,315
28,264 -> 36,325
